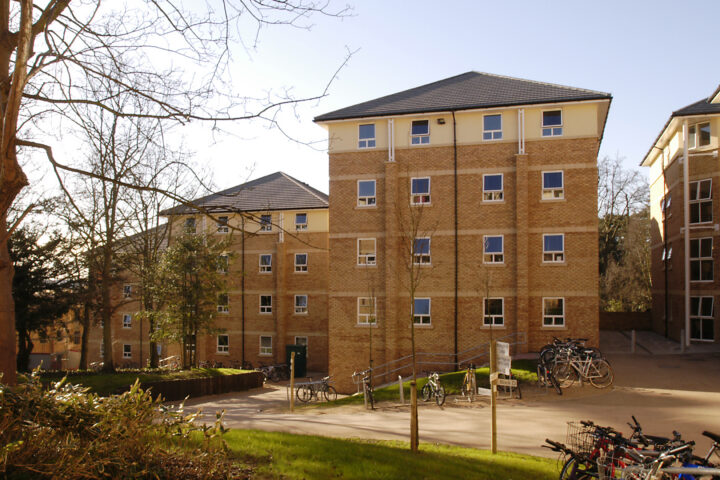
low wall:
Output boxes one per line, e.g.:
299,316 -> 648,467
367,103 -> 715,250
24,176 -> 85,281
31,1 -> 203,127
599,311 -> 652,331
118,372 -> 265,401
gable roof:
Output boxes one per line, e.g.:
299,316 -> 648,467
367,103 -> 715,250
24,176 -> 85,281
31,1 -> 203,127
314,71 -> 611,122
161,172 -> 328,215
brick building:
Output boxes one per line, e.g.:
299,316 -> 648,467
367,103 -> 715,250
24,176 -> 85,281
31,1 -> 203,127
86,172 -> 330,371
315,72 -> 612,391
642,84 -> 720,345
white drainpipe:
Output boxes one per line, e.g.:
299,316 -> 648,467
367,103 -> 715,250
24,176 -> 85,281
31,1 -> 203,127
517,109 -> 525,155
388,119 -> 395,162
682,119 -> 690,347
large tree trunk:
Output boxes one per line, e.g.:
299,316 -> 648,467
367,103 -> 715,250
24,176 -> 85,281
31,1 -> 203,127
15,327 -> 31,372
78,305 -> 90,370
100,249 -> 115,372
0,215 -> 20,385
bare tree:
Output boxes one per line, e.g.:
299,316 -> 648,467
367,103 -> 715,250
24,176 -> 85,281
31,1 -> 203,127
0,1 -> 350,384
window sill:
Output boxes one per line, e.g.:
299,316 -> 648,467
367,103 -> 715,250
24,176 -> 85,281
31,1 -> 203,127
540,198 -> 566,202
542,261 -> 567,266
259,271 -> 272,275
356,264 -> 378,268
483,262 -> 505,267
410,203 -> 432,207
294,312 -> 309,316
258,230 -> 274,234
690,280 -> 714,283
412,324 -> 433,329
541,325 -> 567,329
216,351 -> 230,355
480,325 -> 506,330
259,312 -> 272,315
356,205 -> 378,210
294,271 -> 309,274
356,324 -> 379,328
482,200 -> 505,204
259,353 -> 273,357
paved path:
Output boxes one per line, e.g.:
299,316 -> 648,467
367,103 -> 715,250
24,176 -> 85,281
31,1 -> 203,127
184,352 -> 720,458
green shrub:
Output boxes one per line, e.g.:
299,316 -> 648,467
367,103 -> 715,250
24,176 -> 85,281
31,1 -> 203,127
0,372 -> 245,479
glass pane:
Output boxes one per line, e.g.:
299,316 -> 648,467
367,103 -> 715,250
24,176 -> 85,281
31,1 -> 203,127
702,318 -> 714,339
261,337 -> 271,348
412,178 -> 430,194
691,239 -> 699,257
261,255 -> 271,266
702,260 -> 713,280
701,238 -> 712,257
296,213 -> 307,224
261,296 -> 271,306
544,298 -> 563,316
296,296 -> 307,307
486,299 -> 502,316
543,110 -> 562,126
412,120 -> 429,135
359,124 -> 375,140
483,132 -> 492,140
701,202 -> 713,222
701,297 -> 714,317
700,180 -> 712,199
296,254 -> 307,264
414,298 -> 430,315
691,318 -> 701,339
484,175 -> 502,191
691,296 -> 700,315
542,128 -> 552,136
218,336 -> 228,347
691,261 -> 700,281
543,172 -> 563,189
690,182 -> 698,200
358,180 -> 375,197
485,236 -> 502,253
544,235 -> 564,252
414,238 -> 430,254
484,114 -> 501,131
699,123 -> 711,146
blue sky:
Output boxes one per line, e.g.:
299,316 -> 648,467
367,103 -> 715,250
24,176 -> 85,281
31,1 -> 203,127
190,0 -> 720,194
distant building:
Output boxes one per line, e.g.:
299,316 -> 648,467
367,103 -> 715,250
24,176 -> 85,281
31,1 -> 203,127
642,84 -> 720,345
315,72 -> 612,390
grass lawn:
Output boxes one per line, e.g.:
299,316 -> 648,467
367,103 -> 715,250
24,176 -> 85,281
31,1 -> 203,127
325,359 -> 538,407
38,368 -> 248,396
223,429 -> 557,479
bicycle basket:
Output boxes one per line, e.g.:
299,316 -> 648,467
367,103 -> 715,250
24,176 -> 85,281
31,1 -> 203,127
566,421 -> 595,456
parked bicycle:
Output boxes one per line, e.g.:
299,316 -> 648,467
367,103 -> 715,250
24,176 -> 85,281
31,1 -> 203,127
296,376 -> 337,403
551,343 -> 613,389
352,369 -> 374,409
256,363 -> 290,382
537,359 -> 563,395
421,371 -> 446,406
460,363 -> 477,402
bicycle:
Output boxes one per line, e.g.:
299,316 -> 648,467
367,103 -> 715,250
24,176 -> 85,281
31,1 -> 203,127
421,372 -> 446,406
460,363 -> 477,402
552,347 -> 614,389
352,369 -> 375,409
537,360 -> 563,395
296,376 -> 337,403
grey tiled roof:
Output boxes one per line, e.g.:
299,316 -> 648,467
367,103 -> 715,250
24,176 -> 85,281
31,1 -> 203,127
672,98 -> 720,117
314,71 -> 611,122
161,172 -> 328,215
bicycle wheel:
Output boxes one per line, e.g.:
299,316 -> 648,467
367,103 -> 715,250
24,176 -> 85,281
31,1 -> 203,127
559,457 -> 593,480
435,386 -> 446,406
461,378 -> 473,401
421,383 -> 431,402
269,369 -> 280,382
588,359 -> 614,389
323,385 -> 337,402
296,385 -> 311,403
539,346 -> 556,366
364,384 -> 374,409
536,364 -> 547,387
552,362 -> 577,388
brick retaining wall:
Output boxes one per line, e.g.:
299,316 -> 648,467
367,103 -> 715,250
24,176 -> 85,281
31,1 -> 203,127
599,311 -> 652,331
117,372 -> 265,401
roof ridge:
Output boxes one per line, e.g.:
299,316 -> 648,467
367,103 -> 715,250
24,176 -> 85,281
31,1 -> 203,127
279,172 -> 328,204
468,70 -> 610,96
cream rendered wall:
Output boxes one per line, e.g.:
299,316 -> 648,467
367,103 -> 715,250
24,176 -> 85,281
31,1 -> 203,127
281,209 -> 329,233
168,209 -> 329,236
325,102 -> 604,153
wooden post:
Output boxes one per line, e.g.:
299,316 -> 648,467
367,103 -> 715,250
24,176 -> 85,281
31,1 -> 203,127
289,351 -> 295,412
399,375 -> 404,404
490,340 -> 497,454
410,380 -> 418,452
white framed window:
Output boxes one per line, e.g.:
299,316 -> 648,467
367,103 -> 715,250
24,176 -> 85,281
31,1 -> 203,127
543,234 -> 565,263
690,237 -> 713,282
411,120 -> 430,145
357,238 -> 377,266
483,298 -> 504,326
483,174 -> 503,202
542,171 -> 564,199
358,180 -> 376,207
543,297 -> 565,327
259,214 -> 272,232
295,253 -> 308,272
689,122 -> 711,149
217,216 -> 229,233
690,296 -> 715,341
413,298 -> 431,325
483,235 -> 504,264
690,179 -> 712,224
358,124 -> 376,149
184,217 -> 196,233
260,336 -> 272,356
218,254 -> 229,274
483,114 -> 502,140
123,284 -> 132,298
217,334 -> 229,353
357,297 -> 377,325
122,314 -> 132,329
217,293 -> 229,313
123,344 -> 132,358
295,213 -> 308,231
295,295 -> 308,314
661,193 -> 671,218
411,177 -> 431,205
542,110 -> 563,137
259,254 -> 272,273
413,237 -> 431,265
260,295 -> 272,314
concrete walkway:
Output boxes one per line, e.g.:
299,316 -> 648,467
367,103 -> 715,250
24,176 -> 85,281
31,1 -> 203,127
184,351 -> 720,458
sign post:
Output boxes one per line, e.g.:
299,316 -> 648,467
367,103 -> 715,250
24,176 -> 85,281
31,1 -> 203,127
490,340 -> 497,454
289,351 -> 296,412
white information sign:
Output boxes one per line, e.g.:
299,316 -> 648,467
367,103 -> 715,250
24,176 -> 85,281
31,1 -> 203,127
496,341 -> 511,375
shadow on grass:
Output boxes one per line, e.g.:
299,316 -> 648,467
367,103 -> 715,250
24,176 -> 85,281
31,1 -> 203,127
225,429 -> 556,480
